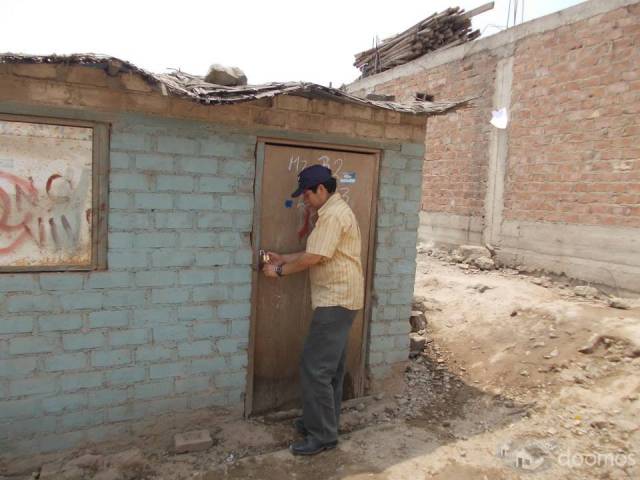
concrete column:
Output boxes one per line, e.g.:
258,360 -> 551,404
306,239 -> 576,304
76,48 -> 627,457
483,55 -> 514,246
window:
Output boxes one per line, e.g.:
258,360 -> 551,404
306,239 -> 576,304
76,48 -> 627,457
415,92 -> 434,102
0,114 -> 108,271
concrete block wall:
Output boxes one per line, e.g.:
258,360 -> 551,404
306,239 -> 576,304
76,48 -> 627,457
348,0 -> 640,293
0,61 -> 433,454
0,114 -> 255,455
0,130 -> 426,454
368,143 -> 426,380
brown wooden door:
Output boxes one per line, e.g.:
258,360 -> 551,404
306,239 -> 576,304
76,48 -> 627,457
248,142 -> 378,414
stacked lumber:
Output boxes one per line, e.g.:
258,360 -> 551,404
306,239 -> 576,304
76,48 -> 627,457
354,2 -> 493,77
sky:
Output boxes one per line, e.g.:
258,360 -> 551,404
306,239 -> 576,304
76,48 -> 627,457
2,0 -> 586,87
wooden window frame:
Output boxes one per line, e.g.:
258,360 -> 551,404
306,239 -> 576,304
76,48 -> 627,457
0,113 -> 109,272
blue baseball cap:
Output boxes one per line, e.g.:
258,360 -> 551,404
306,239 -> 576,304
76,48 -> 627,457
291,164 -> 333,197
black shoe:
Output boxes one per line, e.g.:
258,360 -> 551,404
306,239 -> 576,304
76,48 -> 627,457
289,437 -> 337,456
293,418 -> 308,436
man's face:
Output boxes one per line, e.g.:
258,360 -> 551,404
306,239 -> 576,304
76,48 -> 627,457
302,185 -> 325,209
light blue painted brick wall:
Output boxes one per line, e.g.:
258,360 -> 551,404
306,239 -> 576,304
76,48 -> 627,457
92,350 -> 131,368
0,317 -> 34,334
135,271 -> 177,287
0,108 -> 422,457
44,353 -> 87,372
178,305 -> 214,321
38,314 -> 83,332
61,372 -> 104,391
89,310 -> 129,328
192,321 -> 227,339
175,376 -> 210,394
178,340 -> 213,358
180,156 -> 218,174
0,357 -> 38,378
0,275 -> 38,291
135,345 -> 173,362
367,143 -> 425,383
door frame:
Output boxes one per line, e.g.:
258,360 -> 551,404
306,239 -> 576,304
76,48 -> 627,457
244,136 -> 381,416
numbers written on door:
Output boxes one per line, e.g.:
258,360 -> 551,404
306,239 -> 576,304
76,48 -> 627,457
287,154 -> 351,205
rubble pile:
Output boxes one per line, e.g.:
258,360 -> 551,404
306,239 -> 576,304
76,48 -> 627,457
417,243 -> 639,310
418,243 -> 497,272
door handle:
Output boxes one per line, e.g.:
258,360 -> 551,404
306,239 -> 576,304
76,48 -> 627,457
255,249 -> 269,272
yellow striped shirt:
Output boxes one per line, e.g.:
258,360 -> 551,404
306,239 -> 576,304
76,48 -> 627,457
306,193 -> 364,310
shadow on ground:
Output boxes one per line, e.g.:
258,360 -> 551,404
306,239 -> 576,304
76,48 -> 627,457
209,357 -> 532,480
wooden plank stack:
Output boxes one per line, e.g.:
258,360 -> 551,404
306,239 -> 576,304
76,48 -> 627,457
354,2 -> 494,78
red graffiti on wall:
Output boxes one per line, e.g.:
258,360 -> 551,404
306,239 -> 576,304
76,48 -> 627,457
0,171 -> 38,254
0,169 -> 91,256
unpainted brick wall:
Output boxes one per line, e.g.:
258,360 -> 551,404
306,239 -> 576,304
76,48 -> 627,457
358,3 -> 640,228
358,53 -> 497,218
506,5 -> 640,227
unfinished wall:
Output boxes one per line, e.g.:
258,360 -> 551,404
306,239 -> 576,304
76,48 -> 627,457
348,0 -> 640,293
0,64 -> 426,455
354,52 -> 496,246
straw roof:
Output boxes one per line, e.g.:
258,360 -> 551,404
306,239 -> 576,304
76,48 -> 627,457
0,53 -> 465,115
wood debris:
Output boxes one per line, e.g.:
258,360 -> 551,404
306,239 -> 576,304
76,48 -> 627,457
354,2 -> 494,78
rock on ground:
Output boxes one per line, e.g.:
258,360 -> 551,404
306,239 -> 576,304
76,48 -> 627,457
409,332 -> 427,354
458,245 -> 491,262
473,256 -> 495,270
410,310 -> 427,332
412,296 -> 427,312
92,469 -> 122,480
609,297 -> 631,309
64,453 -> 104,470
574,285 -> 599,298
174,429 -> 213,453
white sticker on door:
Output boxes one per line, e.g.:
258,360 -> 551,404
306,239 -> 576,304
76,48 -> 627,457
341,172 -> 356,184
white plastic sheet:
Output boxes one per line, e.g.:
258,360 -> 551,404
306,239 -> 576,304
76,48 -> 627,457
490,107 -> 509,129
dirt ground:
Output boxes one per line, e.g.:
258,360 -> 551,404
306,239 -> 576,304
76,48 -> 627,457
4,248 -> 640,480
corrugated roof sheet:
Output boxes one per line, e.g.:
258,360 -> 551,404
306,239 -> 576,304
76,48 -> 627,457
0,53 -> 465,115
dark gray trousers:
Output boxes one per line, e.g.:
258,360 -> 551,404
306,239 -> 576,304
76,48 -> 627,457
300,306 -> 357,444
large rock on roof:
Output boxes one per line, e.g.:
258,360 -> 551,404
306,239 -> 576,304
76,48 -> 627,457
205,64 -> 247,86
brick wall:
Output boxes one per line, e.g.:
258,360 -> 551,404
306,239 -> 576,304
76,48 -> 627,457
362,54 -> 496,218
0,66 -> 428,454
507,5 -> 640,227
348,0 -> 640,293
352,1 -> 640,228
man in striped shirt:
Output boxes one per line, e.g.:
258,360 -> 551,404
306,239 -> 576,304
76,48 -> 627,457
263,164 -> 364,455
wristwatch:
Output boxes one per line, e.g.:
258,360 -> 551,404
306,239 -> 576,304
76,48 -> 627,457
275,265 -> 284,277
